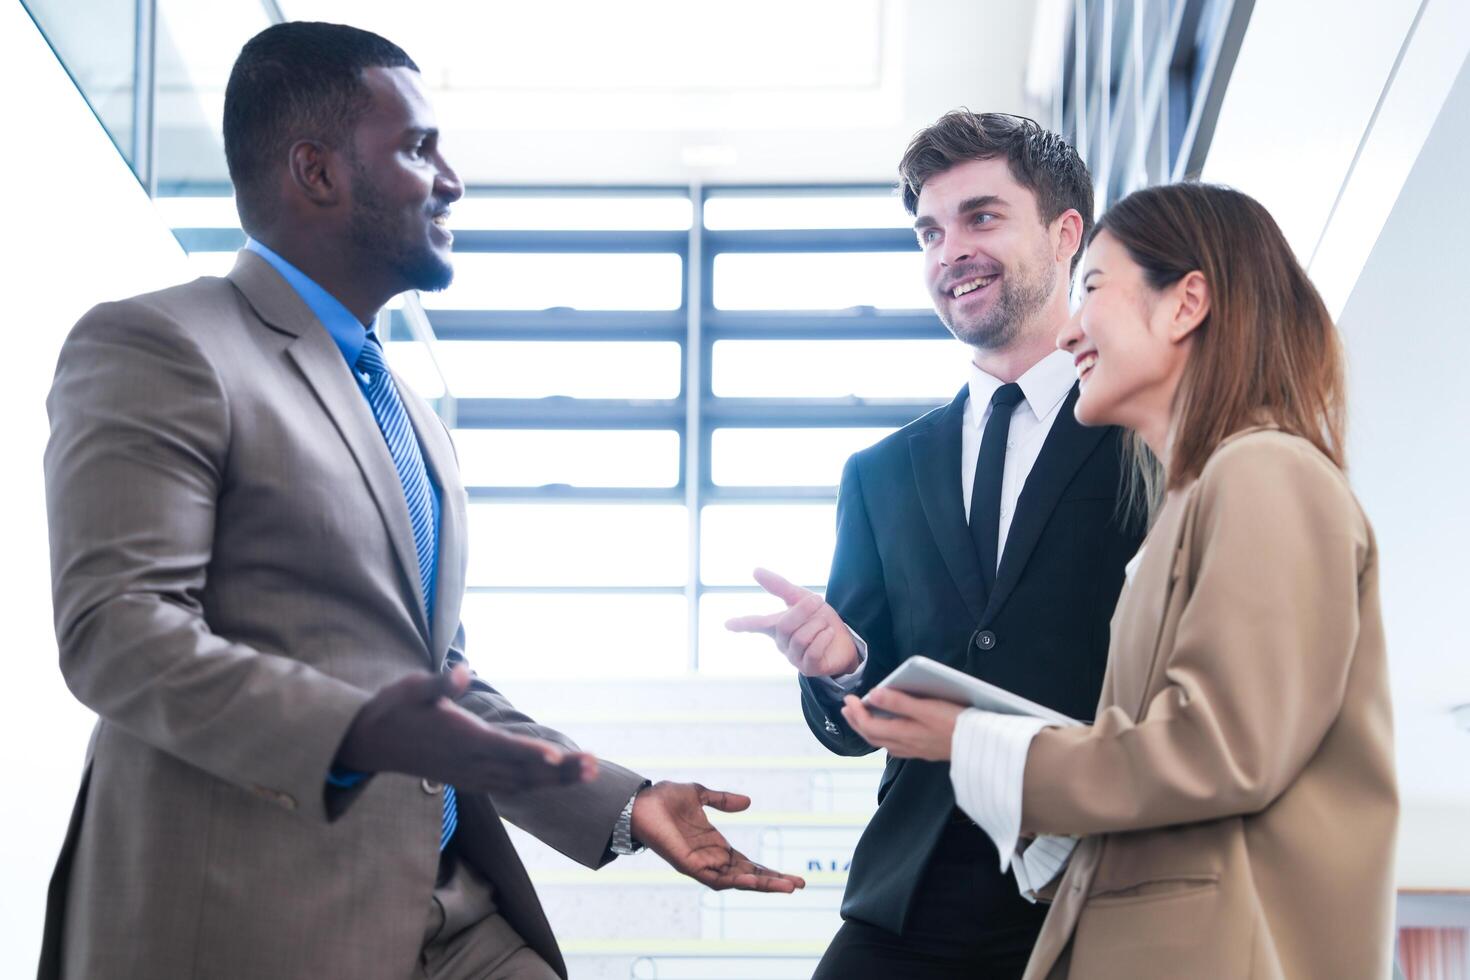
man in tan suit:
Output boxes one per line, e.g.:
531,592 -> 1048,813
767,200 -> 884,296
41,21 -> 800,980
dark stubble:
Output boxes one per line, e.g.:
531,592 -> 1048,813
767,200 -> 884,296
939,238 -> 1055,351
347,154 -> 454,294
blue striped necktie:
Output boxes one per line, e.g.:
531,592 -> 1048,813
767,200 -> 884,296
356,332 -> 457,851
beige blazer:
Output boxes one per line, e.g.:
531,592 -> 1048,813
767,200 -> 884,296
40,250 -> 644,980
1019,428 -> 1397,980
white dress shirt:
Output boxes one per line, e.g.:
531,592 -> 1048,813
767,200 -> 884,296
822,348 -> 1078,691
950,546 -> 1149,900
815,350 -> 1079,896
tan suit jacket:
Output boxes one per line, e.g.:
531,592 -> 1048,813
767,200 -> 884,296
1019,428 -> 1397,980
40,250 -> 645,979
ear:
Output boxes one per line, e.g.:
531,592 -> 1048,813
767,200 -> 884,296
1052,209 -> 1085,269
286,139 -> 343,208
1168,270 -> 1210,343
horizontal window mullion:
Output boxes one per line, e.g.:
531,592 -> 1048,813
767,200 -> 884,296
701,399 -> 944,427
448,230 -> 688,253
698,582 -> 825,594
703,311 -> 945,340
421,309 -> 686,340
465,584 -> 687,595
700,485 -> 837,502
174,228 -> 245,252
467,486 -> 684,502
704,229 -> 917,253
455,399 -> 685,428
704,181 -> 894,194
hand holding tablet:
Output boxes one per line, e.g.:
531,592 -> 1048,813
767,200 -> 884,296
865,655 -> 1080,727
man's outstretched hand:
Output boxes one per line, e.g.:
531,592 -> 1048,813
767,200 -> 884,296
724,567 -> 859,678
630,781 -> 806,893
335,665 -> 597,793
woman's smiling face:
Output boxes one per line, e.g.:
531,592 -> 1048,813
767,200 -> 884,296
1057,230 -> 1204,443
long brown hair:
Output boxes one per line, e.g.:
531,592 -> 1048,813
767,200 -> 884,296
1091,183 -> 1346,499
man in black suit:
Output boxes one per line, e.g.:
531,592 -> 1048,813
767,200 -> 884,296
727,112 -> 1144,978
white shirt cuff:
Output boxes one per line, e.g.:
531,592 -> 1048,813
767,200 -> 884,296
950,708 -> 1052,872
1014,834 -> 1077,902
811,629 -> 868,695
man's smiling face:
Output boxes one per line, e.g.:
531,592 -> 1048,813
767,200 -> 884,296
345,66 -> 464,295
913,156 -> 1057,352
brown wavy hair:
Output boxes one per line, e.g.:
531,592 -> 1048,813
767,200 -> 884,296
1091,183 -> 1346,499
898,111 -> 1094,275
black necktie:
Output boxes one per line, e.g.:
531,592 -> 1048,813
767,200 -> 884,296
970,382 -> 1025,595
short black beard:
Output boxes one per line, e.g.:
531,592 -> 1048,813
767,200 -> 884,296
940,250 -> 1055,352
347,156 -> 454,294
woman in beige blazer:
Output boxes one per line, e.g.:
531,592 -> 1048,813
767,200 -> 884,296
841,182 -> 1397,979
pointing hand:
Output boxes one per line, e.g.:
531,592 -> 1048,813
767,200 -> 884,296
724,567 -> 860,678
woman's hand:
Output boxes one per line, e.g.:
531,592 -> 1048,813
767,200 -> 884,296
840,688 -> 966,761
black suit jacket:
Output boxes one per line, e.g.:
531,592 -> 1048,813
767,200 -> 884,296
799,383 -> 1142,934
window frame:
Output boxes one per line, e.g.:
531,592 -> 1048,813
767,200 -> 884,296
168,182 -> 953,670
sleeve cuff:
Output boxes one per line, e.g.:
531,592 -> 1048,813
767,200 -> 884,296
950,709 -> 1052,872
1016,834 -> 1077,901
811,628 -> 868,696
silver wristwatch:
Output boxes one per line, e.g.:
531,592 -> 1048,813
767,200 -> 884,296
610,783 -> 651,855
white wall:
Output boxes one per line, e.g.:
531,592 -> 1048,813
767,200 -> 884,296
0,4 -> 188,971
1335,53 -> 1470,889
1202,0 -> 1470,888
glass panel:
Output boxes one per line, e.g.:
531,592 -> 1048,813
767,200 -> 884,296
384,341 -> 446,400
712,252 -> 929,311
468,503 -> 687,586
434,340 -> 681,399
451,429 -> 680,488
712,339 -> 967,399
285,1 -> 880,90
700,503 -> 835,587
450,195 -> 692,231
153,0 -> 270,190
460,592 -> 686,678
153,195 -> 241,228
183,251 -> 238,279
24,0 -> 139,172
712,427 -> 894,487
698,592 -> 800,677
704,194 -> 910,231
421,253 -> 683,311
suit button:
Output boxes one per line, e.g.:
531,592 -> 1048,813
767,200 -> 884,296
974,629 -> 998,652
421,779 -> 443,795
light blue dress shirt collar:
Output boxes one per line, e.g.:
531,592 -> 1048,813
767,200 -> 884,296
245,238 -> 372,367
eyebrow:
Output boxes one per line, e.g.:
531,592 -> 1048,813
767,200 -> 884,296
957,194 -> 1006,214
1082,268 -> 1101,283
913,194 -> 1008,231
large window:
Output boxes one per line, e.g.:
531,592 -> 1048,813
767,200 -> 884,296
164,186 -> 965,676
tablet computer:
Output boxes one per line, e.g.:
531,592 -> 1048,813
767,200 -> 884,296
867,655 -> 1080,727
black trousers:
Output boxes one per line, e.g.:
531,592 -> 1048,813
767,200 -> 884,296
812,817 -> 1051,980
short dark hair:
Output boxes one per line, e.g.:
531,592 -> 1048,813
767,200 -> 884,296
898,111 -> 1094,273
223,21 -> 418,230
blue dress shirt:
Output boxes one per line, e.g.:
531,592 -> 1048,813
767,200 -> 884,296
244,238 -> 442,572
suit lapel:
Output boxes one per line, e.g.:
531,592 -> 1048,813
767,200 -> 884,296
980,385 -> 1107,624
398,382 -> 465,668
228,251 -> 433,651
909,387 -> 987,624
